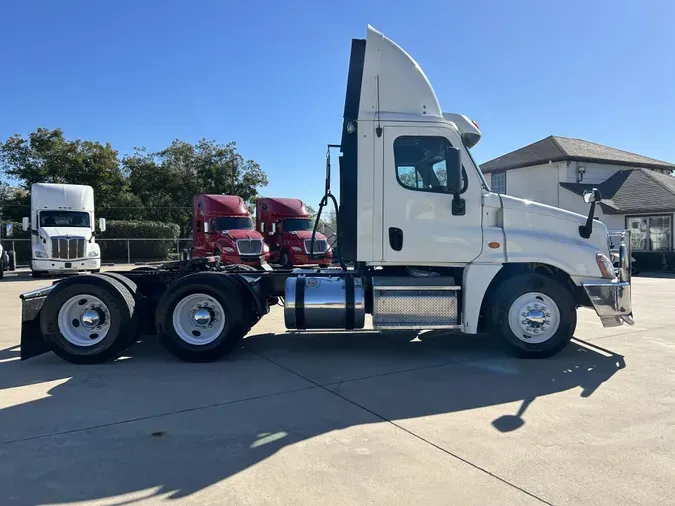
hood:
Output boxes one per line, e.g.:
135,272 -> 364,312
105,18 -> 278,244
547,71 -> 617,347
40,226 -> 92,239
498,194 -> 609,253
287,230 -> 327,241
499,195 -> 587,224
219,229 -> 263,240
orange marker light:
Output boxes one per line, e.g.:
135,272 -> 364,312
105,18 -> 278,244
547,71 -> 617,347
488,242 -> 500,249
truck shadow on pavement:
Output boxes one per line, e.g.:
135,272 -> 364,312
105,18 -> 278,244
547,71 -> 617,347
0,332 -> 625,504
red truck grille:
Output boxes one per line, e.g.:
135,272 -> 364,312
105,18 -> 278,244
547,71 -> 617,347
304,239 -> 327,254
236,239 -> 263,255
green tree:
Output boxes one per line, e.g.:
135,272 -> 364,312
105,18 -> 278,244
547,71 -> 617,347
0,128 -> 131,214
124,139 -> 267,234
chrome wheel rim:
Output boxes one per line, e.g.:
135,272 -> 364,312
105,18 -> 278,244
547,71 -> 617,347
508,292 -> 560,344
172,293 -> 225,346
57,294 -> 111,346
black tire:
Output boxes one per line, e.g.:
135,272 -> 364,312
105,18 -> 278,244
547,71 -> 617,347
281,250 -> 292,269
8,250 -> 15,271
97,272 -> 141,347
39,275 -> 136,364
32,271 -> 46,278
156,273 -> 250,362
0,261 -> 4,280
487,273 -> 576,359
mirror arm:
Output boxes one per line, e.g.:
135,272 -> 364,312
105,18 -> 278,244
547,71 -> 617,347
451,193 -> 465,216
579,202 -> 596,239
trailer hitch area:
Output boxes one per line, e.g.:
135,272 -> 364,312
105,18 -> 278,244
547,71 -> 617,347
19,285 -> 54,360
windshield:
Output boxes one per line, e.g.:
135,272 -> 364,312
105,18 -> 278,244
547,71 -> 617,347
215,217 -> 254,230
39,211 -> 90,228
283,218 -> 314,232
462,141 -> 489,190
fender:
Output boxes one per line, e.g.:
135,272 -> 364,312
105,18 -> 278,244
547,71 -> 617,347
462,263 -> 502,334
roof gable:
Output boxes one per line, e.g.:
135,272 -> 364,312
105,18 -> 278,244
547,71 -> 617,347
481,136 -> 675,173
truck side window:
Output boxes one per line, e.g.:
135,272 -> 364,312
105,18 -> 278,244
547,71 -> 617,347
394,136 -> 458,193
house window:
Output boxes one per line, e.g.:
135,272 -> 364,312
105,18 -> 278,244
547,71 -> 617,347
626,215 -> 672,251
491,171 -> 506,194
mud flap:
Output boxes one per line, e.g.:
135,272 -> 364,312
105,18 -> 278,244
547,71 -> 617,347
19,286 -> 54,360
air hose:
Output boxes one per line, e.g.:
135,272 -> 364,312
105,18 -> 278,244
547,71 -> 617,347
310,192 -> 346,271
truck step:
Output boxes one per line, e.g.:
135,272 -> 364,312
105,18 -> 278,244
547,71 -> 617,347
371,276 -> 460,330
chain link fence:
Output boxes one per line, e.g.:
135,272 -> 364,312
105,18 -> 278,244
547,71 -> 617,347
0,238 -> 193,267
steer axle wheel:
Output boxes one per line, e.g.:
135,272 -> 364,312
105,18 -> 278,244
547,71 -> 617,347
39,274 -> 138,364
156,273 -> 252,362
487,273 -> 576,358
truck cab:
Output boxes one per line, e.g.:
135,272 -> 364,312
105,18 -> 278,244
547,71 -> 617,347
192,194 -> 270,266
22,183 -> 105,277
256,197 -> 333,268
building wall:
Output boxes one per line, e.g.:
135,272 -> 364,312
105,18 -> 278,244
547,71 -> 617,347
498,163 -> 560,206
561,161 -> 625,184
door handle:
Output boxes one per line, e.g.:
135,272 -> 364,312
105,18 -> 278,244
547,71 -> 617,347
389,227 -> 403,251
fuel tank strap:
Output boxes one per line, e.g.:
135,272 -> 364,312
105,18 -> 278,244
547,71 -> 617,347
345,274 -> 355,330
295,276 -> 306,329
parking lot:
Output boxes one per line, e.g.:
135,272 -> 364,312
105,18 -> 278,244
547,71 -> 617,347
0,269 -> 673,505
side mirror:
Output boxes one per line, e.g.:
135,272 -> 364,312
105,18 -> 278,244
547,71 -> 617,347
21,217 -> 29,232
580,188 -> 602,239
260,222 -> 266,233
445,146 -> 462,195
583,188 -> 602,204
444,146 -> 465,216
98,218 -> 106,232
204,221 -> 210,233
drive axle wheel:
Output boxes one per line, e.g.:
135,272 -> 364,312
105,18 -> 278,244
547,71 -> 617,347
488,273 -> 576,358
39,275 -> 137,364
156,273 -> 250,362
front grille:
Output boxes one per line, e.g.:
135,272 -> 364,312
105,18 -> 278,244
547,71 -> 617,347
51,237 -> 85,260
236,239 -> 263,255
304,239 -> 327,254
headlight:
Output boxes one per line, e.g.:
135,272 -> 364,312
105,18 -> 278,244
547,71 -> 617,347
291,246 -> 302,252
88,250 -> 99,257
596,252 -> 615,279
263,243 -> 269,252
34,251 -> 48,258
223,247 -> 235,253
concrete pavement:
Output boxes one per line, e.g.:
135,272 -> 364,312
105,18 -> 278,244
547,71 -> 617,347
0,269 -> 673,505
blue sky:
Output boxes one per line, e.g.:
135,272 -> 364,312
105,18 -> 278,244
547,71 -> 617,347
1,0 -> 673,207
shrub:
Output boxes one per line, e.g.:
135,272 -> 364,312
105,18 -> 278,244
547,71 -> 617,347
99,220 -> 181,261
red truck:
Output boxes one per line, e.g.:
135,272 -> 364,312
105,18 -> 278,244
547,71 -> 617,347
192,194 -> 270,266
256,197 -> 333,268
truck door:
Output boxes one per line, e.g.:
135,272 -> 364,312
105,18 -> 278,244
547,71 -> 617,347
382,125 -> 483,264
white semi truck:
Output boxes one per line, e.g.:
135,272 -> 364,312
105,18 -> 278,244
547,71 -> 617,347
21,183 -> 106,277
18,26 -> 632,364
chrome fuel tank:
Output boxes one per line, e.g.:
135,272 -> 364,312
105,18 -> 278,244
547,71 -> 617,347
284,273 -> 365,330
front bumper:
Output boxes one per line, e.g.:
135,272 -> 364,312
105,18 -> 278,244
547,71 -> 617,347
32,258 -> 100,272
582,279 -> 633,327
581,229 -> 633,328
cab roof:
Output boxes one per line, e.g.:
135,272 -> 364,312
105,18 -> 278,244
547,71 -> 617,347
194,194 -> 249,217
257,197 -> 308,218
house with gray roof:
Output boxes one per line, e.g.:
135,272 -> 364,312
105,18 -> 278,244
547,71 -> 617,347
481,136 -> 675,253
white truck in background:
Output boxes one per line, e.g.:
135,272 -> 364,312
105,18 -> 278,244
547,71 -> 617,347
22,183 -> 106,277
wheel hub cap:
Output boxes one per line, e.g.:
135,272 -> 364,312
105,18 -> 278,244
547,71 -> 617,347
192,307 -> 214,327
80,308 -> 103,329
508,292 -> 560,344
